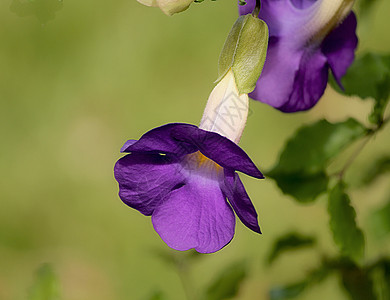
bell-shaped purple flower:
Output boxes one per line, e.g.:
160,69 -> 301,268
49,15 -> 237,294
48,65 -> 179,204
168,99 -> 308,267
239,0 -> 358,112
114,123 -> 263,253
115,70 -> 264,253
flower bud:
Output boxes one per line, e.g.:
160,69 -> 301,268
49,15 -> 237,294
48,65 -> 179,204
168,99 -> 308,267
137,0 -> 194,16
218,14 -> 269,94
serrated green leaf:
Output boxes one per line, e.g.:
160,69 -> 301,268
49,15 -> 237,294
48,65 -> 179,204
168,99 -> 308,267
331,53 -> 390,125
204,261 -> 247,300
269,171 -> 328,203
268,119 -> 366,202
267,232 -> 316,264
362,156 -> 390,185
218,14 -> 268,94
338,53 -> 390,101
28,264 -> 61,300
328,182 -> 365,262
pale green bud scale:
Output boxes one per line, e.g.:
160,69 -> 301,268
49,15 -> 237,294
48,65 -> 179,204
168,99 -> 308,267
218,14 -> 269,94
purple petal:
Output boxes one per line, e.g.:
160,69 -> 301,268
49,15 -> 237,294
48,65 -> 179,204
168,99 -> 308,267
114,153 -> 185,216
222,169 -> 261,234
322,12 -> 358,87
241,0 -> 357,112
290,0 -> 316,9
120,140 -> 138,152
279,50 -> 328,112
238,0 -> 255,16
171,126 -> 264,179
152,175 -> 235,253
241,0 -> 318,37
249,37 -> 303,109
121,123 -> 197,156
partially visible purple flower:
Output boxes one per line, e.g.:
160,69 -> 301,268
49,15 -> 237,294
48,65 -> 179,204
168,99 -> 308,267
239,0 -> 358,112
114,123 -> 263,253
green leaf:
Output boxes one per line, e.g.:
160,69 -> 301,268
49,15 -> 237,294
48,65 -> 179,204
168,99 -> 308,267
270,282 -> 308,300
369,199 -> 390,239
328,182 -> 365,262
338,53 -> 390,101
268,119 -> 367,202
28,264 -> 61,300
267,232 -> 316,264
370,91 -> 390,125
268,172 -> 328,203
371,259 -> 390,300
341,264 -> 377,300
204,261 -> 247,300
152,248 -> 202,267
269,260 -> 333,300
218,14 -> 268,94
331,53 -> 390,125
10,0 -> 63,24
357,0 -> 381,17
361,156 -> 390,185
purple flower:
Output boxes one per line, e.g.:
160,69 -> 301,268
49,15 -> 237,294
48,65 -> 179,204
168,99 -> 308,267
239,0 -> 358,112
114,123 -> 263,253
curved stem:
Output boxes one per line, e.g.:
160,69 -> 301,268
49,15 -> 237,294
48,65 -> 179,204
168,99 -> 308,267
334,118 -> 389,179
252,0 -> 261,17
336,134 -> 371,179
175,256 -> 196,300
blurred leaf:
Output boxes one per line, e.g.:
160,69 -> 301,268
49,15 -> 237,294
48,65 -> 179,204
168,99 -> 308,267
341,264 -> 377,300
331,53 -> 390,125
370,95 -> 389,125
362,156 -> 390,185
152,248 -> 202,267
269,261 -> 333,300
369,199 -> 390,239
336,53 -> 390,102
371,259 -> 390,300
152,249 -> 177,266
10,0 -> 63,24
268,172 -> 328,203
267,232 -> 316,264
204,261 -> 247,300
378,259 -> 390,300
145,291 -> 167,300
28,264 -> 60,300
268,119 -> 366,202
358,0 -> 381,18
270,282 -> 308,300
328,182 -> 365,262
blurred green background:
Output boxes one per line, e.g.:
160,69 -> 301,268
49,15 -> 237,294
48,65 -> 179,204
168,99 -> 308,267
0,0 -> 389,299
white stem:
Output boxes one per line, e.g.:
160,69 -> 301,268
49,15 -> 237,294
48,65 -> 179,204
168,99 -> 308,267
199,70 -> 249,144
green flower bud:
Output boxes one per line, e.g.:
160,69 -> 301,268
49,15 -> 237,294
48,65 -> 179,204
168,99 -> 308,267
137,0 -> 194,16
218,14 -> 269,94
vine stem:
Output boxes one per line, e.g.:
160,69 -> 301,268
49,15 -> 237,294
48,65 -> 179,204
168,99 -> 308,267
336,134 -> 372,179
252,0 -> 261,17
175,257 -> 196,300
335,116 -> 390,179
